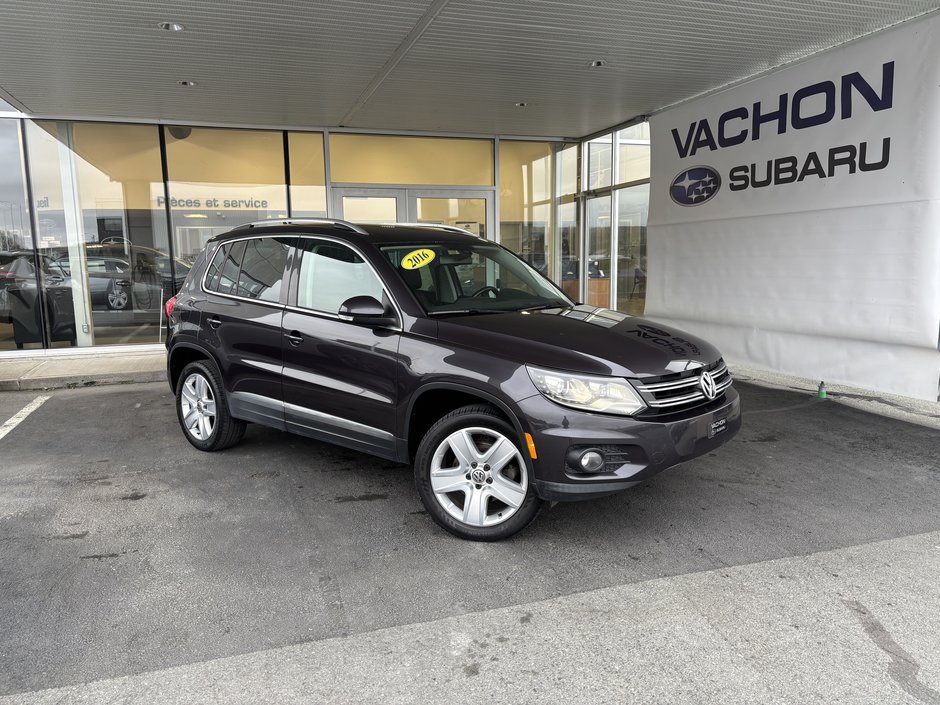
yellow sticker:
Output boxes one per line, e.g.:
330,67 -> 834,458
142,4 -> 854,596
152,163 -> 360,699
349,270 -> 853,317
401,248 -> 436,270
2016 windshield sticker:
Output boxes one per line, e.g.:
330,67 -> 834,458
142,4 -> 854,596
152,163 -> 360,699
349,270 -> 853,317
401,249 -> 436,270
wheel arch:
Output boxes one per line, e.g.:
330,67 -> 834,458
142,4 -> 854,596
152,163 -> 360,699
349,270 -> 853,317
404,382 -> 529,463
167,342 -> 220,392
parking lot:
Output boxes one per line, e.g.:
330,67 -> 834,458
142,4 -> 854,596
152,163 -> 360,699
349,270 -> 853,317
1,380 -> 939,703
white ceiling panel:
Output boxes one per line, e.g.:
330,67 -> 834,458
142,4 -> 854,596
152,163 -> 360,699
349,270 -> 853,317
0,0 -> 936,137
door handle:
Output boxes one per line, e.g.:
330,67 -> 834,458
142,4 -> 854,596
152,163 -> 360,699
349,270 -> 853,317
207,316 -> 222,329
286,330 -> 303,346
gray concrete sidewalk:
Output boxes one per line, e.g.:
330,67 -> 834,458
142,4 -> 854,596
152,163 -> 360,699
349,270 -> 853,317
0,349 -> 164,391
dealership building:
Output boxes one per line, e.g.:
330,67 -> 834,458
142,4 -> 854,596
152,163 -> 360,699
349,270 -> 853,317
0,1 -> 937,401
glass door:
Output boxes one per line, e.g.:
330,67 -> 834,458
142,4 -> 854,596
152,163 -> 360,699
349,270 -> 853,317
331,187 -> 494,239
331,188 -> 406,223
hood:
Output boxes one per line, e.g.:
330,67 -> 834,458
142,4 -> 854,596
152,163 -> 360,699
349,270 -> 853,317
435,305 -> 721,378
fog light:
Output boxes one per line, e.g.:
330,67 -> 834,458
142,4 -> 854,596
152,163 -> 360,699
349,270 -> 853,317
579,450 -> 605,473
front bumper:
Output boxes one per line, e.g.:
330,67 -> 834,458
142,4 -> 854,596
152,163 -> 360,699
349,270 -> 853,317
519,387 -> 741,501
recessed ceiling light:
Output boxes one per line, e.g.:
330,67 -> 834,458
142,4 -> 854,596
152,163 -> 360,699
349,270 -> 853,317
515,102 -> 528,108
158,21 -> 185,32
178,80 -> 197,87
184,213 -> 208,219
589,59 -> 608,68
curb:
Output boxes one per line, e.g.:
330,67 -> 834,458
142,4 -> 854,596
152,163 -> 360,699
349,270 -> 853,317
0,370 -> 165,392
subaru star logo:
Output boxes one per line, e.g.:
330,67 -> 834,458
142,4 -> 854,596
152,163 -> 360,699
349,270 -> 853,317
670,166 -> 721,206
699,370 -> 718,400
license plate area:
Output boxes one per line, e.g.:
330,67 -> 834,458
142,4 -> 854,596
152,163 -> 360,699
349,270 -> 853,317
706,412 -> 730,439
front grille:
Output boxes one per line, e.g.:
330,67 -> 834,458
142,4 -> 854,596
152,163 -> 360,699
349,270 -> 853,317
631,359 -> 733,414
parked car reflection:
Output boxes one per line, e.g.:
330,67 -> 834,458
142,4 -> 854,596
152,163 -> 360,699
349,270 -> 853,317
0,253 -> 75,348
53,244 -> 190,312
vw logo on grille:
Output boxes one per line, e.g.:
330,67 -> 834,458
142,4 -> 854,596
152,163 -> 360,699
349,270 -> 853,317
670,166 -> 721,206
700,370 -> 718,400
471,469 -> 487,484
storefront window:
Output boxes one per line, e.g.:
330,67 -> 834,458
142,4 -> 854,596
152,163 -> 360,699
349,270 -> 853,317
556,143 -> 579,300
165,127 -> 287,264
288,132 -> 327,217
329,134 -> 493,186
615,184 -> 649,316
0,119 -> 37,350
616,123 -> 651,184
499,141 -> 552,276
585,196 -> 612,308
25,121 -> 169,347
586,136 -> 612,189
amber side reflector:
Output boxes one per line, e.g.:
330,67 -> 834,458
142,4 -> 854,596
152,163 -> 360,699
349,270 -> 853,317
524,432 -> 538,460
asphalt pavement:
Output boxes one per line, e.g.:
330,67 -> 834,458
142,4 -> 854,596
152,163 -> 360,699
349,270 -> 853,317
0,381 -> 939,704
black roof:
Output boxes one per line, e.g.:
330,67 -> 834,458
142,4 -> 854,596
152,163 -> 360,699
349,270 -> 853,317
209,220 -> 485,248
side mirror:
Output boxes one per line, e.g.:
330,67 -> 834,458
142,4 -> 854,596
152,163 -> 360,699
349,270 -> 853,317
338,295 -> 397,327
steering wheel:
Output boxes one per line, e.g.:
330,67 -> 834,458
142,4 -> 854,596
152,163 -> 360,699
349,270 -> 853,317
471,286 -> 499,298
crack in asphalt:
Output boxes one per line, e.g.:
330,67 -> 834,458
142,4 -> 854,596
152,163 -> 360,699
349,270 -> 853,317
843,599 -> 940,705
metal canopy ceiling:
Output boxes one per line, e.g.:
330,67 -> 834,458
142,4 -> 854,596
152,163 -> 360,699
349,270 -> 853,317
0,0 -> 936,138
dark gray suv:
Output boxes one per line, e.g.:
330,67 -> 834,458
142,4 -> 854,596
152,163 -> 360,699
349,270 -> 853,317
165,220 -> 741,540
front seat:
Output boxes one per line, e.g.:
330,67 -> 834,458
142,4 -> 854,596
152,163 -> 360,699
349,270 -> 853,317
399,267 -> 438,309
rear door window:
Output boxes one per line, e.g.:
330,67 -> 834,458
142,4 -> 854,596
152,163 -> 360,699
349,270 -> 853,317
235,238 -> 291,302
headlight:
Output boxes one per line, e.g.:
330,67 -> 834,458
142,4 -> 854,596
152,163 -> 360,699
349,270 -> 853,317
526,365 -> 646,416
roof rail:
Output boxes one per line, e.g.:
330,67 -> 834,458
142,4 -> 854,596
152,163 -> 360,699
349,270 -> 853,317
390,222 -> 480,237
233,218 -> 369,235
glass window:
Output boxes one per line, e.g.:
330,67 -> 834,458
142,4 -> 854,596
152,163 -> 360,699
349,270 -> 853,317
288,132 -> 326,217
499,141 -> 552,277
586,136 -> 612,189
616,123 -> 651,184
165,127 -> 287,265
556,144 -> 579,300
236,238 -> 290,302
329,134 -> 493,186
296,240 -> 384,314
416,197 -> 487,238
205,241 -> 246,296
382,242 -> 569,315
615,184 -> 649,316
0,119 -> 37,351
586,196 -> 611,308
25,121 -> 170,348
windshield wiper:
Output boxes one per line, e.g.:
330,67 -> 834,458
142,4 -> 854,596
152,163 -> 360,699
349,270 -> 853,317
520,303 -> 568,312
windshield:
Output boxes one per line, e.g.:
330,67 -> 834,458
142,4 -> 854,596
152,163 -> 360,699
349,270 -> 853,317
382,242 -> 572,315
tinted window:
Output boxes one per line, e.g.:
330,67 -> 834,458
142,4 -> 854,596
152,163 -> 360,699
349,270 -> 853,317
205,241 -> 246,295
296,240 -> 384,314
235,238 -> 290,302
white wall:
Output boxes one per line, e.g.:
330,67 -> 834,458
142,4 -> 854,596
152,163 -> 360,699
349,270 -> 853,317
647,12 -> 940,401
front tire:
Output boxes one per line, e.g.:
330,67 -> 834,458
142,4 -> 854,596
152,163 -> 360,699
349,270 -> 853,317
414,404 -> 543,541
175,360 -> 245,451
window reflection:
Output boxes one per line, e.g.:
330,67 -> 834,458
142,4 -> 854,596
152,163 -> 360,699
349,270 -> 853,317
499,141 -> 552,276
165,126 -> 287,264
616,123 -> 651,184
616,184 -> 649,316
586,196 -> 611,308
288,132 -> 327,217
0,119 -> 36,350
25,121 -> 170,347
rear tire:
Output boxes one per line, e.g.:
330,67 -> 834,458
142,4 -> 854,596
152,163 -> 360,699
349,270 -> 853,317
175,360 -> 245,451
414,404 -> 542,541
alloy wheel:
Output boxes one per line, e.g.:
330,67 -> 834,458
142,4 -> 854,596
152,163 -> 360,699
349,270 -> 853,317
429,426 -> 528,527
180,372 -> 216,440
